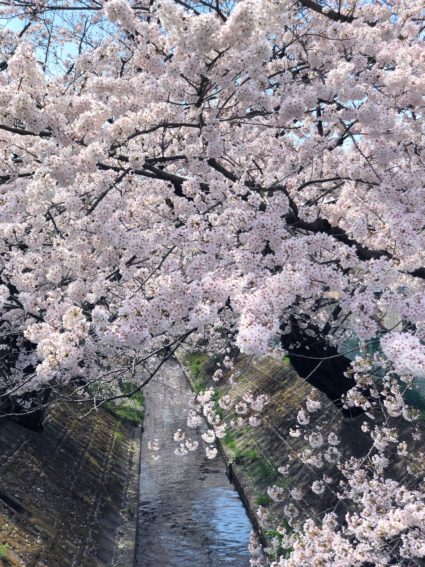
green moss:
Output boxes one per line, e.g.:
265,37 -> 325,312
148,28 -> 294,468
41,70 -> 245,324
256,493 -> 272,507
0,544 -> 8,559
185,353 -> 207,378
223,431 -> 237,451
112,405 -> 144,426
104,383 -> 144,426
120,382 -> 145,405
234,448 -> 246,464
246,448 -> 259,462
185,353 -> 209,393
193,379 -> 206,394
265,529 -> 282,538
252,456 -> 279,483
275,476 -> 290,489
234,447 -> 258,465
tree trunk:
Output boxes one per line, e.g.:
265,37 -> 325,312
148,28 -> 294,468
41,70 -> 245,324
280,317 -> 363,417
0,389 -> 50,431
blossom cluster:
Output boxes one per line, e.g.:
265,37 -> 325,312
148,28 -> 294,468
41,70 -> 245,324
0,0 -> 424,564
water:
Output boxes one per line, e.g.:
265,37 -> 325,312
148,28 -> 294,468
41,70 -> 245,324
136,361 -> 252,567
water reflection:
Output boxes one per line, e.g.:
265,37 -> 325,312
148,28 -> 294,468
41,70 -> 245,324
136,362 -> 251,567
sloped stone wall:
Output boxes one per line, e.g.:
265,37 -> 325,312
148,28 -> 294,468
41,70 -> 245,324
181,353 -> 424,561
0,401 -> 140,567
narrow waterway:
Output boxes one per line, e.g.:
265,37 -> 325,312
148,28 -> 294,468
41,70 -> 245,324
136,361 -> 252,567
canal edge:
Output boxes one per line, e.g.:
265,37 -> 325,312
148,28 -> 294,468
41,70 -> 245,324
174,355 -> 268,551
112,422 -> 142,567
133,424 -> 142,567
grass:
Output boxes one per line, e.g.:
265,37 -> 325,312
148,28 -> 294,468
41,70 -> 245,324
266,529 -> 282,538
120,382 -> 145,405
105,382 -> 144,426
265,529 -> 293,561
112,405 -> 144,426
234,447 -> 258,465
256,493 -> 272,507
185,353 -> 207,378
274,476 -> 290,489
267,522 -> 294,561
249,455 -> 279,483
114,430 -> 126,441
223,431 -> 237,451
212,389 -> 221,402
278,519 -> 294,533
0,544 -> 8,559
185,353 -> 209,393
246,448 -> 259,461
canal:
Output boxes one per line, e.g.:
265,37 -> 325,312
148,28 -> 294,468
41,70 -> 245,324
136,361 -> 252,567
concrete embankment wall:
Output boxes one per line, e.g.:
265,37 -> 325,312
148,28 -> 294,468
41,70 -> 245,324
0,400 -> 140,567
180,352 -> 425,562
178,353 -> 378,559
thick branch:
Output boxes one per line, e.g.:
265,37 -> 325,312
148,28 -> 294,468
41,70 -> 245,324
298,0 -> 355,23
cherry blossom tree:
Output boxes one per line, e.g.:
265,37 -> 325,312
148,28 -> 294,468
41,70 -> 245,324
0,0 -> 424,562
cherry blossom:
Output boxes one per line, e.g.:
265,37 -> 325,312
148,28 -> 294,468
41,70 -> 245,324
0,0 -> 424,564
